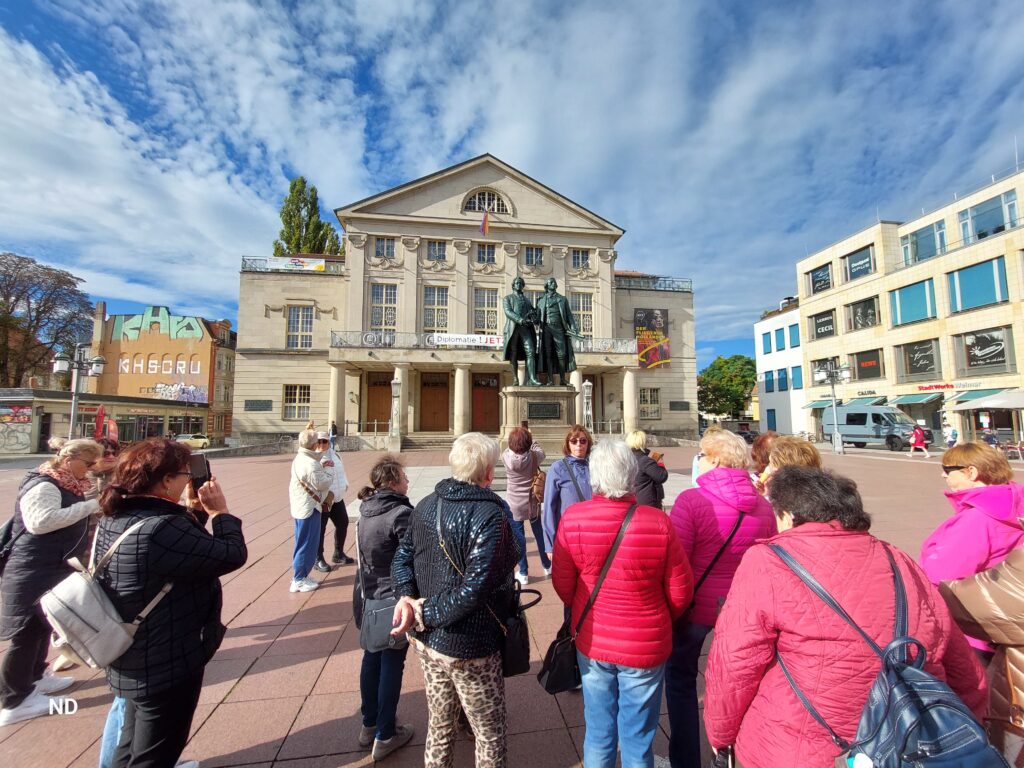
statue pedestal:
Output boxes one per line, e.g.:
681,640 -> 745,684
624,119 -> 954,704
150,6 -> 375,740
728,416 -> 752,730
500,386 -> 578,454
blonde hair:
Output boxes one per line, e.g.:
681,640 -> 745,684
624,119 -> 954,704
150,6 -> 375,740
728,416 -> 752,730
625,430 -> 647,451
769,436 -> 822,470
449,432 -> 499,484
54,438 -> 103,466
700,430 -> 749,469
942,441 -> 1013,485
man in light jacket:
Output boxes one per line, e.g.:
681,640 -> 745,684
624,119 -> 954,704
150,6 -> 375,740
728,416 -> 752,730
314,431 -> 353,571
289,429 -> 331,592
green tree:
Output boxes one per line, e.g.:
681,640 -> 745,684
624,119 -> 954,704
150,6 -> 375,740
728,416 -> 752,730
697,354 -> 757,417
0,252 -> 93,388
272,176 -> 342,256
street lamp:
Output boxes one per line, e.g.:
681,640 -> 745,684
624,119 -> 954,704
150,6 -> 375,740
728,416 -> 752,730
389,377 -> 401,439
582,379 -> 594,432
813,362 -> 851,455
53,343 -> 107,439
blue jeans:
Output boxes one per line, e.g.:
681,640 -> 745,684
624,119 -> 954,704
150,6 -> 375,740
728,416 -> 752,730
98,696 -> 126,768
577,650 -> 665,768
665,621 -> 713,768
511,517 -> 551,575
360,646 -> 409,741
292,512 -> 322,580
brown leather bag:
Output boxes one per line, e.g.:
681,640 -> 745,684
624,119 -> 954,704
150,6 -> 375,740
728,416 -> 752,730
530,469 -> 545,504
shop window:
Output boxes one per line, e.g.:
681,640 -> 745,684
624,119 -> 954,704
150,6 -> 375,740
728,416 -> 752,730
811,357 -> 839,386
953,326 -> 1017,378
639,388 -> 661,419
844,296 -> 880,331
842,244 -> 875,281
806,263 -> 832,294
894,339 -> 941,383
947,257 -> 1008,313
889,279 -> 936,326
810,310 -> 836,340
283,384 -> 311,421
286,306 -> 313,349
851,349 -> 884,380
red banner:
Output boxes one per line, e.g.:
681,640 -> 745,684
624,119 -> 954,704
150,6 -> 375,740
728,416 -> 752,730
106,418 -> 119,443
93,406 -> 106,438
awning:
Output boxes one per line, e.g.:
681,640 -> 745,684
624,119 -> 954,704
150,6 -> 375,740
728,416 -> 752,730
947,388 -> 1012,403
889,393 -> 944,405
804,399 -> 836,409
844,396 -> 887,406
950,388 -> 1024,412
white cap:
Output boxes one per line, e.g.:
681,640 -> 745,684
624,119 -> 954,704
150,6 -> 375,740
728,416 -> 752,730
315,431 -> 330,441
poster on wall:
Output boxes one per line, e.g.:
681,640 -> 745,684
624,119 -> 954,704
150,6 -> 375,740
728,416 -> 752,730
634,309 -> 671,369
965,329 -> 1006,368
906,340 -> 937,374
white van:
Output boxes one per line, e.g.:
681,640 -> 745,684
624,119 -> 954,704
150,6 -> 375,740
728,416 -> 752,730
820,405 -> 934,451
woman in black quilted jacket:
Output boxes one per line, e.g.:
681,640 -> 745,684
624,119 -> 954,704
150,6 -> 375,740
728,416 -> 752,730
95,438 -> 247,768
391,432 -> 520,768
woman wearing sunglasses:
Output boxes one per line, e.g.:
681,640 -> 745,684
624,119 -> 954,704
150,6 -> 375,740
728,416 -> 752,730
922,441 -> 1024,661
542,424 -> 594,559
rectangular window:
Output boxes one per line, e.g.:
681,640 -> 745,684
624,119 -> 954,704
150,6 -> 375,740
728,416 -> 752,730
639,388 -> 661,419
766,409 -> 777,431
474,287 -> 499,333
476,244 -> 496,264
283,384 -> 311,421
810,310 -> 836,340
789,323 -> 800,347
947,257 -> 1008,313
762,332 -> 772,354
423,286 -> 449,332
811,357 -> 839,386
844,296 -> 880,331
889,278 -> 937,326
286,306 -> 313,349
764,370 -> 774,393
900,221 -> 946,265
526,289 -> 544,309
370,284 -> 398,330
570,292 -> 594,338
806,263 -> 832,294
958,191 -> 1018,244
777,368 -> 788,391
894,339 -> 941,383
571,248 -> 591,270
953,326 -> 1017,377
524,246 -> 544,266
851,349 -> 883,380
791,365 -> 803,389
842,245 -> 875,282
775,328 -> 785,351
375,237 -> 396,260
427,241 -> 447,261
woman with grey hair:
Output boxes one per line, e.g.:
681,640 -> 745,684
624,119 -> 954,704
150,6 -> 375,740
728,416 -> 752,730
552,440 -> 693,768
391,432 -> 520,767
288,429 -> 331,593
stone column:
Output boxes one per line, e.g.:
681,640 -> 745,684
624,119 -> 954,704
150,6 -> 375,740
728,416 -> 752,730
344,369 -> 361,434
454,364 -> 471,436
623,367 -> 639,434
394,363 -> 410,435
328,365 -> 342,430
570,369 -> 584,425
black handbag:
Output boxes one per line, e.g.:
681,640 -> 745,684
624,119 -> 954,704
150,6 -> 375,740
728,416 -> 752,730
355,525 -> 407,653
537,503 -> 636,695
0,515 -> 25,577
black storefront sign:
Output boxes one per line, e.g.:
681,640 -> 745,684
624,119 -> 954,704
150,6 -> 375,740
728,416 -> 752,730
965,329 -> 1007,368
857,350 -> 882,379
527,402 -> 561,420
906,340 -> 936,374
810,264 -> 832,293
244,399 -> 273,412
846,246 -> 873,280
813,312 -> 835,339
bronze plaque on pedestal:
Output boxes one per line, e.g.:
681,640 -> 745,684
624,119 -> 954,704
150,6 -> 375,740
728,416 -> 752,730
528,402 -> 561,420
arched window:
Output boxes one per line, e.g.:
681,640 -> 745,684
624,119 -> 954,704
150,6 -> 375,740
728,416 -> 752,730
463,189 -> 509,214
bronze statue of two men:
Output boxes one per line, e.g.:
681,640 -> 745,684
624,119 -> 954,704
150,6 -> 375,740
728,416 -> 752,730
502,277 -> 580,386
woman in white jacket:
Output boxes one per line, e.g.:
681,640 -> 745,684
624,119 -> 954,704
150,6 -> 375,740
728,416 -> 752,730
288,430 -> 331,593
314,431 -> 352,571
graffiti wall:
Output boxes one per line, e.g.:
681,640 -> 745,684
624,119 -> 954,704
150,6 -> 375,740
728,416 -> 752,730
0,406 -> 33,454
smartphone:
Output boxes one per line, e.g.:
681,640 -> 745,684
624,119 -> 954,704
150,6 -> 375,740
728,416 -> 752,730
188,454 -> 211,495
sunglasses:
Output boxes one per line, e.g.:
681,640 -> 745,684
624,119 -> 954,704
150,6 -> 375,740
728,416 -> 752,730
569,437 -> 588,445
941,465 -> 967,475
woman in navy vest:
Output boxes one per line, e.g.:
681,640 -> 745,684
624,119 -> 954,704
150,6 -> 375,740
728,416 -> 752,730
0,438 -> 103,726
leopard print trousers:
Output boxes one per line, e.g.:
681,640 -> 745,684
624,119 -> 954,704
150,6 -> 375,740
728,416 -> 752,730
415,644 -> 507,767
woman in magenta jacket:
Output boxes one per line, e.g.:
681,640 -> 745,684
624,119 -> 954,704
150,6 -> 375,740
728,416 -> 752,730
665,429 -> 776,768
704,466 -> 986,768
921,441 -> 1024,657
553,440 -> 692,768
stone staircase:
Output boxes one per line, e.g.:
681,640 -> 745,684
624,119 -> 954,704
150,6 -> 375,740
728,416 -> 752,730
400,432 -> 457,451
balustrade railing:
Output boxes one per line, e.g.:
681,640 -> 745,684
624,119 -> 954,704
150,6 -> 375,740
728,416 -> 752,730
331,330 -> 636,354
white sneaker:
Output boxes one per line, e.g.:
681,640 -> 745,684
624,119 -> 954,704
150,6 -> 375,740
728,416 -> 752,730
302,577 -> 320,590
543,567 -> 552,577
0,690 -> 51,726
515,572 -> 529,587
176,761 -> 200,768
290,578 -> 317,593
35,671 -> 74,695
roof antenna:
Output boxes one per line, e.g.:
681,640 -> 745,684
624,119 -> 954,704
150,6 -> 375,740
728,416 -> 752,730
876,206 -> 880,223
1016,134 -> 1020,171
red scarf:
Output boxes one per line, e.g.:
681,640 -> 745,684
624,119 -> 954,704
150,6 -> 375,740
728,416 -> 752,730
37,461 -> 94,497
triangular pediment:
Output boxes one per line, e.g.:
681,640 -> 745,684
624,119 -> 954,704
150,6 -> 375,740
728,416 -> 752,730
335,154 -> 624,238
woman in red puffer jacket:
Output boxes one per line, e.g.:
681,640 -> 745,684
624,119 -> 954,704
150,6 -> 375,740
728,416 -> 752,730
703,466 -> 987,768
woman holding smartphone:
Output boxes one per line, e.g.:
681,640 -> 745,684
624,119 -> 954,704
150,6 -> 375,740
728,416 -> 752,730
95,438 -> 247,767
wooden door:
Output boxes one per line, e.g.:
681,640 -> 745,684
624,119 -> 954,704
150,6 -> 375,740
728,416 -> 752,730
366,372 -> 392,430
420,373 -> 450,431
472,374 -> 500,433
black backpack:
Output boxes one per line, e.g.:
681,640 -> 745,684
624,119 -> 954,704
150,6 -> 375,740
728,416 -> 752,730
769,543 -> 1008,768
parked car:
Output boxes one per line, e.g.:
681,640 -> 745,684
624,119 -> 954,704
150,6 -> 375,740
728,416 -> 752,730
176,433 -> 210,449
820,406 -> 932,451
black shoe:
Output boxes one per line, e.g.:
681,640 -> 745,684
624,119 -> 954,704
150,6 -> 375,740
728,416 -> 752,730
314,559 -> 332,572
331,550 -> 343,564
338,555 -> 355,566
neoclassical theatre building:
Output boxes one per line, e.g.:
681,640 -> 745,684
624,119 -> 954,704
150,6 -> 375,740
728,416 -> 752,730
233,155 -> 697,446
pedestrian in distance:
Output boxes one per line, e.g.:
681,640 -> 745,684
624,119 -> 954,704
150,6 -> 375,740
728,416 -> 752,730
542,424 -> 593,559
353,457 -> 415,761
552,440 -> 693,768
626,429 -> 669,510
330,419 -> 339,450
909,422 -> 930,459
501,426 -> 549,586
391,432 -> 520,768
288,429 -> 331,592
666,429 -> 776,768
0,438 -> 103,726
703,466 -> 987,768
943,420 -> 958,448
314,431 -> 353,571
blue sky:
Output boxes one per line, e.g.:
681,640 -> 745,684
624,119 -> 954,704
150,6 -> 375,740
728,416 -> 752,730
2,1 -> 1024,371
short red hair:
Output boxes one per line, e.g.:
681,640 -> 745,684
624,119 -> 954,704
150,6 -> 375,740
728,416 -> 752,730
562,425 -> 594,457
508,427 -> 533,454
